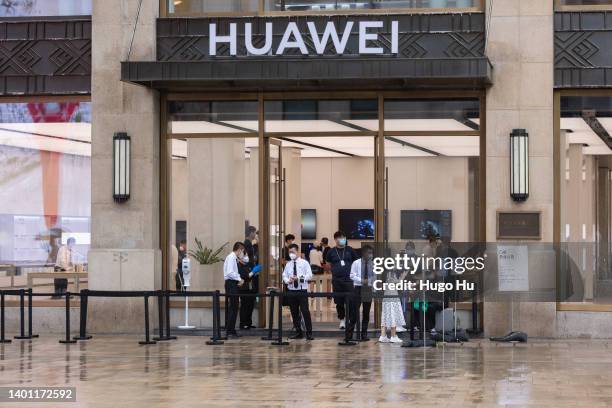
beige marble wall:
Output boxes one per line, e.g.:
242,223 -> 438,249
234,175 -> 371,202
484,0 -> 556,337
89,0 -> 160,332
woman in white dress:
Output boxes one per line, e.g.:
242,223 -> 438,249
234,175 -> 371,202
380,269 -> 408,343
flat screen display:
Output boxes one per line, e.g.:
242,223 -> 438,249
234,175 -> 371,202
301,209 -> 317,240
400,210 -> 452,240
338,209 -> 375,240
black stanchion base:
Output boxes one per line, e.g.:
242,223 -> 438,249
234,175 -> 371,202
338,340 -> 357,346
402,339 -> 436,348
138,340 -> 157,345
0,339 -> 12,344
205,339 -> 225,345
59,339 -> 77,344
73,335 -> 93,340
153,336 -> 177,341
14,335 -> 39,339
271,340 -> 289,346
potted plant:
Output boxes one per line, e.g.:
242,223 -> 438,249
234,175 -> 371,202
188,238 -> 228,290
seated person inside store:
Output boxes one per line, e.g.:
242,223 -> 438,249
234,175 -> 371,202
325,231 -> 358,332
53,237 -> 78,298
282,243 -> 314,340
223,242 -> 251,337
349,244 -> 375,341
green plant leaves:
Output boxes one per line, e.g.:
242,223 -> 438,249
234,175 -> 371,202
188,239 -> 229,265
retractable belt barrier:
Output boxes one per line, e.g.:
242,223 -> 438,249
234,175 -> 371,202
0,288 -> 465,347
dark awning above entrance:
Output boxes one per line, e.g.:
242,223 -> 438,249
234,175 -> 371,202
120,57 -> 492,91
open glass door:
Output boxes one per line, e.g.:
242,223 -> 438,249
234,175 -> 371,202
267,138 -> 284,289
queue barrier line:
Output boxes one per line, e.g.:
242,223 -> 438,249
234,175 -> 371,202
0,288 -> 471,347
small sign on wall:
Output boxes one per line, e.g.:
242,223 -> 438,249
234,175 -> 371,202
497,211 -> 541,240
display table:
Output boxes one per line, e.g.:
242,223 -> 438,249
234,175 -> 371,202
27,271 -> 88,292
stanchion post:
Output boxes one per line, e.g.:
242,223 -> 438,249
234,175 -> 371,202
14,289 -> 27,339
74,289 -> 91,341
216,292 -> 227,341
59,293 -> 76,344
271,291 -> 289,346
355,293 -> 365,342
164,291 -> 177,341
139,294 -> 156,345
261,290 -> 275,341
206,291 -> 224,346
153,291 -> 165,341
27,289 -> 39,339
0,291 -> 11,344
338,294 -> 356,346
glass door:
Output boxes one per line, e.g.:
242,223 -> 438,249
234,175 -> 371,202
266,138 -> 284,289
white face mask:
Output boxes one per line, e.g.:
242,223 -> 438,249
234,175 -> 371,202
289,252 -> 297,260
242,255 -> 249,263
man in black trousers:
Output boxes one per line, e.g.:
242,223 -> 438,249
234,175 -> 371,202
223,242 -> 246,337
325,231 -> 358,336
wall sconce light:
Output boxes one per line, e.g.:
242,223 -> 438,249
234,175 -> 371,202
510,128 -> 529,202
113,132 -> 131,203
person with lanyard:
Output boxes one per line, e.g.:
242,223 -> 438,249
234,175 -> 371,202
282,243 -> 314,340
240,226 -> 258,329
223,242 -> 247,337
325,231 -> 358,330
349,245 -> 375,341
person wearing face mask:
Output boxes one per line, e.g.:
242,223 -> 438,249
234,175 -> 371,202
282,234 -> 296,266
282,244 -> 314,340
325,231 -> 358,330
240,227 -> 258,330
349,245 -> 375,340
223,242 -> 246,337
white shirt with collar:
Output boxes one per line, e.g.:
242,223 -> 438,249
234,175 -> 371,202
350,258 -> 374,287
223,252 -> 241,281
282,257 -> 313,291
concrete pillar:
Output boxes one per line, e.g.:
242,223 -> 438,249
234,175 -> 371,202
484,0 -> 556,337
88,0 -> 160,332
187,138 -> 246,291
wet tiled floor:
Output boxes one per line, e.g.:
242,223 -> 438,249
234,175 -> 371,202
1,336 -> 612,407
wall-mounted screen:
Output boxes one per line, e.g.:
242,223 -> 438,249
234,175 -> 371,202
339,209 -> 375,240
400,210 -> 452,240
301,209 -> 317,240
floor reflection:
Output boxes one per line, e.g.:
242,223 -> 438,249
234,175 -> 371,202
0,337 -> 611,407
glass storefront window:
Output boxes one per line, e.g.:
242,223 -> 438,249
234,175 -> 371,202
0,0 -> 92,17
558,0 -> 612,5
167,0 -> 479,15
264,99 -> 378,132
558,95 -> 612,304
265,0 -> 478,11
169,0 -> 258,14
0,101 -> 91,295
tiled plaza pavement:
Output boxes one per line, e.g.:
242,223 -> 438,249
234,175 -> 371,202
1,336 -> 612,407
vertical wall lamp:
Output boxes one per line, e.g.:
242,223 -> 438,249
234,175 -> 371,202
113,132 -> 131,203
510,128 -> 529,202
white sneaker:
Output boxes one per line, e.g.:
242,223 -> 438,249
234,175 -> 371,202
339,319 -> 345,329
389,335 -> 403,344
396,326 -> 407,333
378,335 -> 389,343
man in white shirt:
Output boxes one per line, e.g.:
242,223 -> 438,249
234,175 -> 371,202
54,237 -> 76,298
223,242 -> 246,337
282,243 -> 314,340
349,245 -> 375,341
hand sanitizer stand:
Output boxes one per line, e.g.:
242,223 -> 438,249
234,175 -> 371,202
178,258 -> 195,329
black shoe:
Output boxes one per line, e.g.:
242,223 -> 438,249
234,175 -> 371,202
248,325 -> 256,329
306,334 -> 314,341
289,333 -> 304,339
361,333 -> 370,341
241,325 -> 251,330
227,331 -> 241,338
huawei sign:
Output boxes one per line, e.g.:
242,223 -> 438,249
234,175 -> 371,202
208,21 -> 399,57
